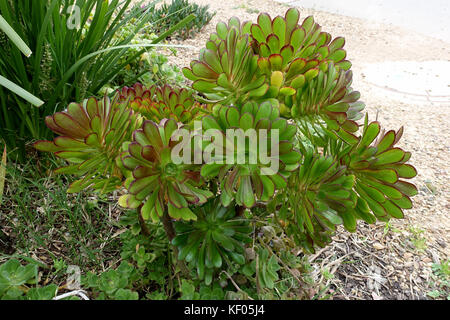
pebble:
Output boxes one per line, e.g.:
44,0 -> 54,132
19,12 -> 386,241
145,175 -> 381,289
373,242 -> 385,250
436,239 -> 447,248
403,252 -> 413,259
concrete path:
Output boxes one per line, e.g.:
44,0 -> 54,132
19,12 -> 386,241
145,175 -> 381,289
276,0 -> 450,43
275,0 -> 450,105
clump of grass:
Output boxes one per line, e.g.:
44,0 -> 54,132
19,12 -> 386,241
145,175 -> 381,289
0,152 -> 122,272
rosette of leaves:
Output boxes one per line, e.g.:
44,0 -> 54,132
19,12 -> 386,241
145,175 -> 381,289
339,119 -> 418,223
289,62 -> 365,142
34,95 -> 141,194
119,83 -> 209,125
183,17 -> 270,105
278,151 -> 357,252
172,199 -> 252,285
119,119 -> 212,222
200,100 -> 301,208
250,9 -> 351,102
118,83 -> 155,102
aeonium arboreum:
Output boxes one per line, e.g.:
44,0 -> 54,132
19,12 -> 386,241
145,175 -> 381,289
172,198 -> 252,285
34,94 -> 142,194
340,118 -> 418,222
32,7 -> 419,285
118,83 -> 210,125
200,100 -> 301,208
119,118 -> 213,222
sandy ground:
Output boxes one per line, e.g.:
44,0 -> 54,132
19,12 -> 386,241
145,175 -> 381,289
154,0 -> 449,299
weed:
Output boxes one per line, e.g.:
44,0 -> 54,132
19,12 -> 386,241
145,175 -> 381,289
407,225 -> 427,252
427,259 -> 450,300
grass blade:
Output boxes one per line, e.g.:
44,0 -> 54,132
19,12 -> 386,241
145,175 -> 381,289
0,75 -> 44,107
0,145 -> 6,205
0,14 -> 32,57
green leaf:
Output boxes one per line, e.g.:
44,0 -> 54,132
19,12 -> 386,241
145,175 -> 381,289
26,284 -> 58,300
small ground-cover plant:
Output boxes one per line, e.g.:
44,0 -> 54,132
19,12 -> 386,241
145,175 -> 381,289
0,259 -> 58,300
427,259 -> 450,299
35,8 -> 418,296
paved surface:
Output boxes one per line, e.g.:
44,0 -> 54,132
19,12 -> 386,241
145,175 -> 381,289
275,0 -> 450,105
276,0 -> 450,43
361,60 -> 450,105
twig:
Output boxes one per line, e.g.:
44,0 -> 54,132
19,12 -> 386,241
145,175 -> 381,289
161,211 -> 190,277
260,240 -> 305,288
221,271 -> 254,300
255,252 -> 262,296
308,247 -> 328,263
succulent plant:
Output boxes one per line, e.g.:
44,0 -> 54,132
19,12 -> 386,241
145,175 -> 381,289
250,8 -> 350,80
34,95 -> 141,193
183,17 -> 267,105
289,62 -> 365,141
172,199 -> 252,284
280,151 -> 357,252
149,0 -> 216,40
183,8 -> 352,110
33,8 -> 419,279
340,119 -> 418,223
118,83 -> 154,101
119,118 -> 213,222
119,83 -> 209,125
276,117 -> 417,252
200,100 -> 301,208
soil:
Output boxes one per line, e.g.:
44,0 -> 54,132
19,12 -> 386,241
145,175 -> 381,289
157,0 -> 450,300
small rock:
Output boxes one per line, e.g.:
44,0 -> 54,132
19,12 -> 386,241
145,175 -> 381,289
373,242 -> 385,250
431,250 -> 441,264
371,292 -> 383,300
422,257 -> 432,263
436,239 -> 446,248
403,252 -> 413,259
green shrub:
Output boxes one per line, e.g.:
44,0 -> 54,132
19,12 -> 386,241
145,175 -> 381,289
35,8 -> 418,294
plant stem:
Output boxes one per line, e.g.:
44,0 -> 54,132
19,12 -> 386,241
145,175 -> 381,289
236,205 -> 246,217
137,205 -> 151,237
161,211 -> 190,277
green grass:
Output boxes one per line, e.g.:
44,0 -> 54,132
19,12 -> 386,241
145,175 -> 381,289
0,152 -> 123,271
